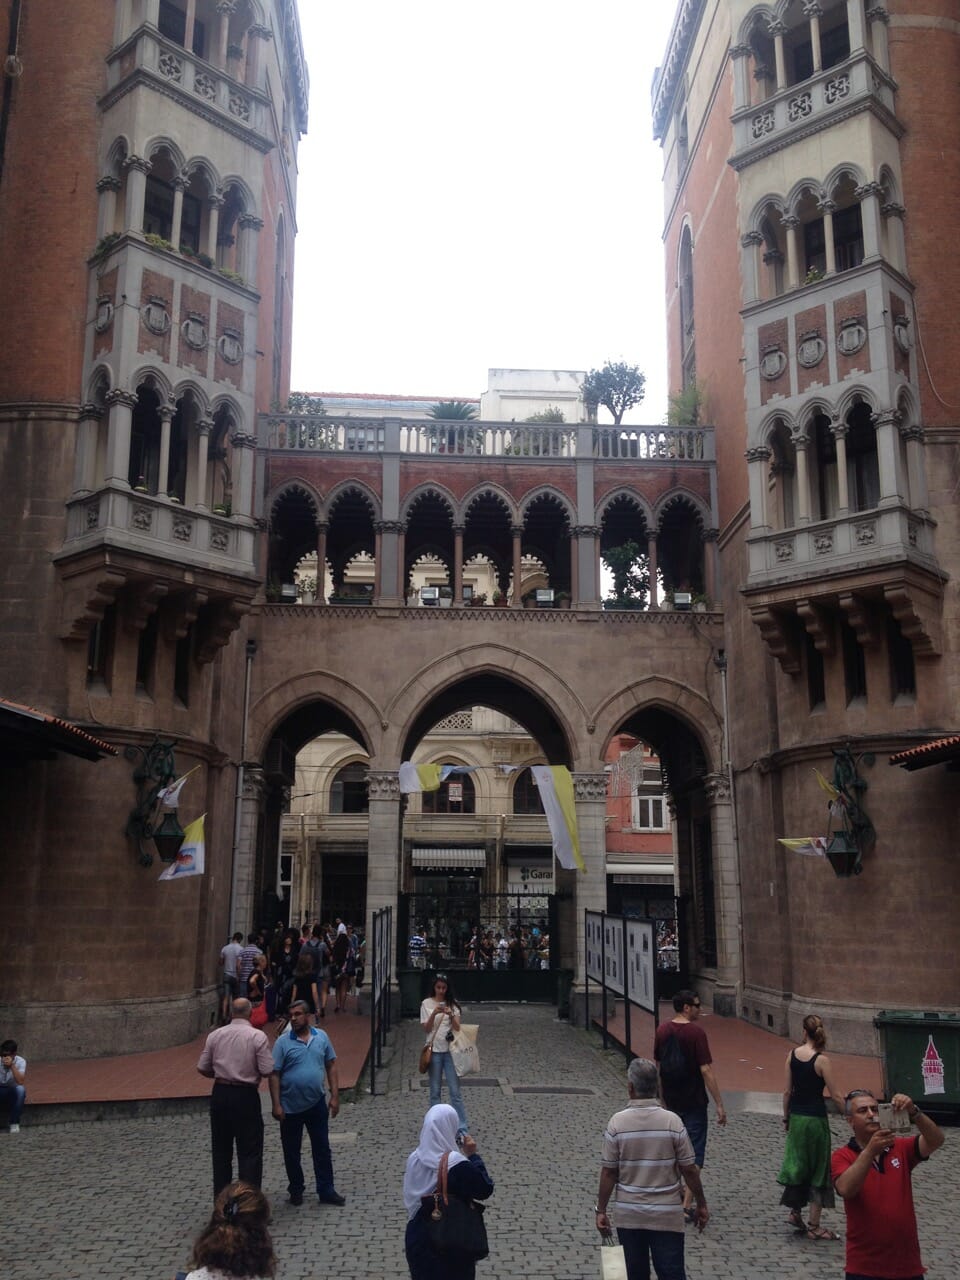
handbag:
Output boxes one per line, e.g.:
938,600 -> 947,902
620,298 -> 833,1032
427,1151 -> 489,1261
450,1024 -> 480,1077
250,1000 -> 268,1028
419,1021 -> 442,1074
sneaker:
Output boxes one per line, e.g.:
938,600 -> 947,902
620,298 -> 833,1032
9,1124 -> 20,1133
318,1192 -> 346,1206
287,1192 -> 303,1206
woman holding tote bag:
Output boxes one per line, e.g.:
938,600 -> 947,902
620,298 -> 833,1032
403,1103 -> 494,1280
420,974 -> 469,1135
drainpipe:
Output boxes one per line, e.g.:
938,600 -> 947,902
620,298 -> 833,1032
0,0 -> 25,189
229,638 -> 257,933
715,648 -> 745,997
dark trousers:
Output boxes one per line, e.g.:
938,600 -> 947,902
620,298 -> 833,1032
280,1098 -> 335,1198
618,1227 -> 686,1280
209,1082 -> 264,1198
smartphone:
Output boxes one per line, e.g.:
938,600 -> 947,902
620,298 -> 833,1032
877,1102 -> 911,1133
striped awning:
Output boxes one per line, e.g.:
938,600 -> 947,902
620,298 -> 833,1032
890,734 -> 960,771
412,847 -> 486,868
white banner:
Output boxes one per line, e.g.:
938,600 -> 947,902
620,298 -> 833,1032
585,911 -> 604,982
626,919 -> 656,1014
603,917 -> 625,996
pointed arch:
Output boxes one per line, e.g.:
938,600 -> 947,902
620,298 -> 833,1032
462,484 -> 515,524
518,485 -> 575,525
324,479 -> 380,523
401,483 -> 457,524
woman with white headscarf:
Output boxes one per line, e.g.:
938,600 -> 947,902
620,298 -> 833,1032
403,1103 -> 494,1280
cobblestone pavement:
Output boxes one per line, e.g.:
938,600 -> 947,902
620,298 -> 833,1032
1,1005 -> 956,1279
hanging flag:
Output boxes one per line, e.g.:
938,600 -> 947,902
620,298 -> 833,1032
156,764 -> 200,809
496,763 -> 522,775
813,769 -> 840,802
159,814 -> 206,880
777,836 -> 828,858
398,763 -> 476,793
531,765 -> 584,872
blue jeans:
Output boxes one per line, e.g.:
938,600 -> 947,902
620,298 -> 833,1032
0,1083 -> 25,1125
618,1227 -> 686,1280
428,1050 -> 468,1134
280,1098 -> 336,1198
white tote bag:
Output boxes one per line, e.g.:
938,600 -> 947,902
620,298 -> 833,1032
450,1023 -> 480,1077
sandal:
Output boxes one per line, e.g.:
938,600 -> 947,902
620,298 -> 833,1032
806,1226 -> 839,1240
787,1210 -> 806,1232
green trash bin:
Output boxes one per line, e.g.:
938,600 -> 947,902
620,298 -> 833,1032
874,1010 -> 960,1120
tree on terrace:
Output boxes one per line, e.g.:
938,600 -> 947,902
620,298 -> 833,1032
427,400 -> 478,420
581,361 -> 646,425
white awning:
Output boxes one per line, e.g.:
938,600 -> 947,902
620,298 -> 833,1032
412,847 -> 487,868
607,862 -> 675,882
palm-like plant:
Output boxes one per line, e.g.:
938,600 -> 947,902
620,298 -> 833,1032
428,400 -> 478,420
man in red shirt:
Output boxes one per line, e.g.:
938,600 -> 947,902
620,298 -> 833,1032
832,1089 -> 944,1280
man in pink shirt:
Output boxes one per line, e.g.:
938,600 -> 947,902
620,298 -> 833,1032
197,996 -> 275,1198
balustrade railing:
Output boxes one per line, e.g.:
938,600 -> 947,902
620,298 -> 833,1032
261,414 -> 711,462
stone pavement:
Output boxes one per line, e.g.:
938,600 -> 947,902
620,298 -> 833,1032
2,1005 -> 955,1280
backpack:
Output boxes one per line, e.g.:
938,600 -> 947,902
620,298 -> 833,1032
658,1029 -> 689,1090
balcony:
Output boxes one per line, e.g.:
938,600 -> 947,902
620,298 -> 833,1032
262,415 -> 713,463
103,26 -> 272,150
731,51 -> 900,169
288,812 -> 553,847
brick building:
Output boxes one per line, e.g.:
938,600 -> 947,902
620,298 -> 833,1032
655,0 -> 960,1047
0,0 -> 307,1057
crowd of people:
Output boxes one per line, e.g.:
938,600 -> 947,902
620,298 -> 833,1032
219,919 -> 366,1029
408,921 -> 550,971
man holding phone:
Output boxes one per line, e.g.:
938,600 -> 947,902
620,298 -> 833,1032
832,1089 -> 945,1280
0,1039 -> 26,1132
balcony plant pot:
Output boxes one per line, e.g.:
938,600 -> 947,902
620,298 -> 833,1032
555,593 -> 572,609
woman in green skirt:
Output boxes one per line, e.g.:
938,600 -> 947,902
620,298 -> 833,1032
778,1013 -> 843,1240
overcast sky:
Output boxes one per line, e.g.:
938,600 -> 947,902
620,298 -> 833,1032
291,2 -> 678,421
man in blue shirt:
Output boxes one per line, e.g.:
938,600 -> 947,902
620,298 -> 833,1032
269,1000 -> 345,1206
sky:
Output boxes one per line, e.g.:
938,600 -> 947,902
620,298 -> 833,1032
291,2 -> 679,421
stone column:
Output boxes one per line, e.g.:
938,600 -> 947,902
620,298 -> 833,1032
73,403 -> 103,496
704,772 -> 742,1015
740,231 -> 764,304
145,0 -> 161,25
803,1 -> 823,72
184,0 -> 197,51
882,201 -> 907,273
231,432 -> 256,518
769,20 -> 787,90
832,417 -> 850,513
820,199 -> 837,274
754,62 -> 774,103
730,45 -> 753,111
846,0 -> 867,52
646,531 -> 659,609
396,527 -> 407,600
216,0 -> 236,69
782,215 -> 801,290
157,402 -> 174,497
570,530 -> 579,604
571,773 -> 609,1004
122,155 -> 150,235
105,388 -> 138,486
365,771 -> 402,971
245,23 -> 272,87
96,176 -> 121,239
763,247 -> 785,298
206,193 -> 224,261
745,446 -> 771,530
511,525 -> 523,607
231,764 -> 266,935
856,183 -> 883,260
376,521 -> 403,606
194,420 -> 212,509
453,525 -> 464,604
373,523 -> 383,601
316,521 -> 328,600
867,6 -> 891,73
237,214 -> 263,284
873,408 -> 904,505
164,179 -> 184,254
702,528 -> 719,603
901,425 -> 929,516
791,431 -> 812,522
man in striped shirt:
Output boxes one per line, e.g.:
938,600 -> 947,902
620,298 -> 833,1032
596,1058 -> 708,1280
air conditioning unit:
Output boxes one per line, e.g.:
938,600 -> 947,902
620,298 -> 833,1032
280,583 -> 298,602
535,588 -> 555,605
673,592 -> 692,611
420,586 -> 440,605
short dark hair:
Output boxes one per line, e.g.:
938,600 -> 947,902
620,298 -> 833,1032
247,932 -> 258,944
288,1000 -> 310,1015
232,932 -> 243,943
312,925 -> 323,939
673,989 -> 698,1012
0,1039 -> 16,1056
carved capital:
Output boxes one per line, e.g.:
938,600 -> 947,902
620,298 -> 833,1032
230,432 -> 257,450
198,419 -> 214,438
866,5 -> 890,24
741,231 -> 764,248
123,154 -> 151,175
789,428 -> 810,449
703,772 -> 731,804
242,764 -> 267,803
106,388 -> 139,410
78,401 -> 105,422
767,19 -> 787,37
781,214 -> 800,230
96,175 -> 122,194
855,182 -> 884,202
730,43 -> 754,59
573,772 -> 609,802
802,1 -> 823,17
881,202 -> 906,220
366,770 -> 401,800
872,408 -> 902,431
818,197 -> 837,215
238,214 -> 264,231
899,424 -> 924,443
702,526 -> 719,544
745,446 -> 772,464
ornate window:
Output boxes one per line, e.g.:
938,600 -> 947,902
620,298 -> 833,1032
330,763 -> 369,814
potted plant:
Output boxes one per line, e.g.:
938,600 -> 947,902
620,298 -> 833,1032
469,592 -> 487,607
492,589 -> 509,607
299,576 -> 317,605
265,576 -> 282,602
555,590 -> 572,609
522,591 -> 537,610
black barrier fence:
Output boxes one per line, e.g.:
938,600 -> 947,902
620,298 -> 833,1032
369,905 -> 393,1095
398,890 -> 561,971
585,909 -> 662,1064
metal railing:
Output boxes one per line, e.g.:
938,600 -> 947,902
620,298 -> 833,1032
368,905 -> 393,1096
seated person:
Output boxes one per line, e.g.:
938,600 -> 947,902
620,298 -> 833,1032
0,1039 -> 26,1132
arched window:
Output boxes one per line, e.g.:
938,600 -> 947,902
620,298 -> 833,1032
422,773 -> 476,814
846,401 -> 879,512
330,763 -> 369,814
512,768 -> 544,815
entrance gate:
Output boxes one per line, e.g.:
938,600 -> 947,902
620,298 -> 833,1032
397,890 -> 570,1013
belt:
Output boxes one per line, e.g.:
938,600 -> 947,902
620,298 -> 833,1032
213,1079 -> 258,1088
